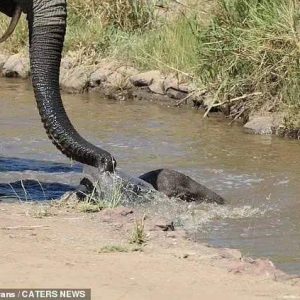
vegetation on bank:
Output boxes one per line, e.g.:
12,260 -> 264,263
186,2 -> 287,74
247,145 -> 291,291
0,0 -> 299,129
197,0 -> 300,128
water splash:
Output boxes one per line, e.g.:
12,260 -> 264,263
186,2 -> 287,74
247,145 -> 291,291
134,194 -> 272,232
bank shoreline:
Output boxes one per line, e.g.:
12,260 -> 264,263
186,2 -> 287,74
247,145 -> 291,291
1,51 -> 299,140
0,201 -> 299,299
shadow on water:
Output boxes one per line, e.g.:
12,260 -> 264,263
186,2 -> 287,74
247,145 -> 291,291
0,156 -> 82,173
0,179 -> 76,201
0,156 -> 81,201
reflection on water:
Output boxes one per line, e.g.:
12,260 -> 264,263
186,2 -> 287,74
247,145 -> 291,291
0,77 -> 300,275
0,156 -> 81,173
0,156 -> 80,200
0,179 -> 76,201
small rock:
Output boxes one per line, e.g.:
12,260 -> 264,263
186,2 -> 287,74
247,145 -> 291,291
243,257 -> 256,264
155,222 -> 175,231
60,66 -> 92,93
164,75 -> 179,91
105,72 -> 126,88
118,208 -> 134,217
244,116 -> 273,135
218,248 -> 242,261
130,70 -> 162,87
164,76 -> 193,93
0,54 -> 8,70
166,232 -> 177,238
149,79 -> 165,95
117,66 -> 139,78
89,68 -> 113,88
2,54 -> 30,78
166,88 -> 188,100
163,76 -> 192,99
178,84 -> 191,93
61,57 -> 75,70
89,60 -> 121,88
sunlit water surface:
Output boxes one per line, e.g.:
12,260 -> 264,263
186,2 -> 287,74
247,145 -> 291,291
0,78 -> 299,275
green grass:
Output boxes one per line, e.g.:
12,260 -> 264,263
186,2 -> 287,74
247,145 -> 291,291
68,0 -> 156,32
28,204 -> 55,218
195,0 -> 300,125
64,0 -> 158,64
130,215 -> 148,245
77,179 -> 123,213
0,0 -> 157,58
98,245 -> 130,253
53,178 -> 123,214
0,15 -> 28,54
115,15 -> 200,76
98,244 -> 143,253
0,1 -> 201,73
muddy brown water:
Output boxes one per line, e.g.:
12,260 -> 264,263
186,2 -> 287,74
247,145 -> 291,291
0,77 -> 299,275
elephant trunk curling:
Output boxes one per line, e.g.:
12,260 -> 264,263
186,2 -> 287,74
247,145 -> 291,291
27,0 -> 116,172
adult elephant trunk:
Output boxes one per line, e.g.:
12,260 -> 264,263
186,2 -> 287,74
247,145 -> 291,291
27,0 -> 116,172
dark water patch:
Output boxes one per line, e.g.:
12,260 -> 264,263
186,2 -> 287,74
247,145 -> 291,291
0,157 -> 81,201
0,179 -> 76,201
0,156 -> 82,173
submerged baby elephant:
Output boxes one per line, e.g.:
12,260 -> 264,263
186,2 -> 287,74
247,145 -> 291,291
79,166 -> 225,205
139,169 -> 225,204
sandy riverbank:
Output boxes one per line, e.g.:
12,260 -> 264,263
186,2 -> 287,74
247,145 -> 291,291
0,201 -> 299,300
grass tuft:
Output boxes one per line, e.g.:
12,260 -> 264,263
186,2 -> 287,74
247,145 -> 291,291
100,0 -> 157,31
53,178 -> 123,214
98,244 -> 143,253
130,215 -> 148,245
28,204 -> 55,218
98,245 -> 130,253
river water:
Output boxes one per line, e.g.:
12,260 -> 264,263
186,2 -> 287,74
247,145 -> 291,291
0,77 -> 299,275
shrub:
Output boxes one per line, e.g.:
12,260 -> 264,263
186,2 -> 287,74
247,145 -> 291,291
196,0 -> 300,122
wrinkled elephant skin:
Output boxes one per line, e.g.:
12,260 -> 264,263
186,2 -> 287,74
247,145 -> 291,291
0,0 -> 116,172
139,169 -> 225,204
78,166 -> 225,205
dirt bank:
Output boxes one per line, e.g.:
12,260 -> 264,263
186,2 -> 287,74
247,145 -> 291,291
0,201 -> 299,300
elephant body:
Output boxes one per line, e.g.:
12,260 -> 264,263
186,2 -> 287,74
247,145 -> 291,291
139,169 -> 225,204
0,0 -> 17,17
79,167 -> 225,205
